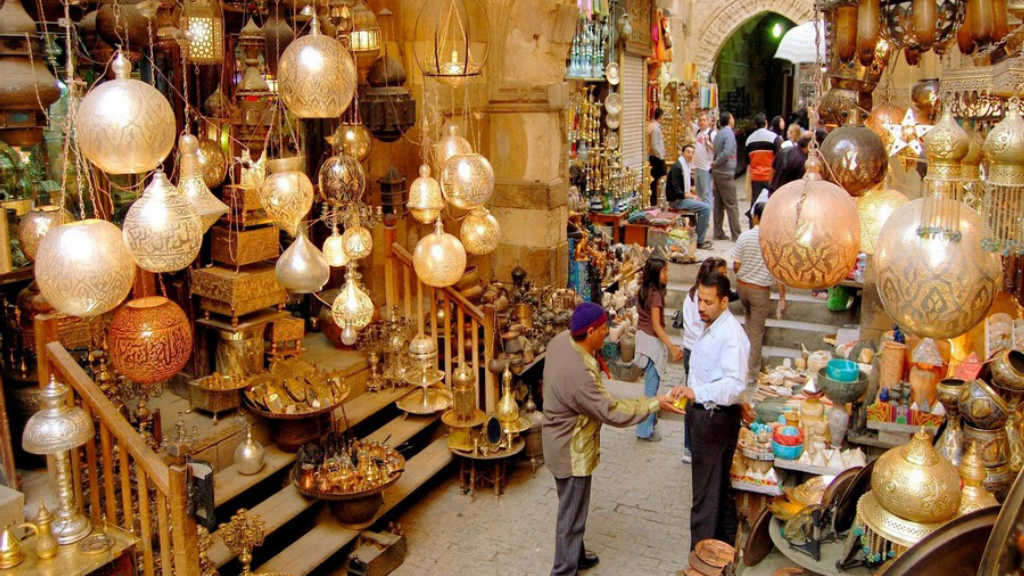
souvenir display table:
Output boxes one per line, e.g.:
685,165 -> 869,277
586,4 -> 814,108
454,438 -> 525,497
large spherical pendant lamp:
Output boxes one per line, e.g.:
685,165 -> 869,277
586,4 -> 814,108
759,152 -> 861,289
342,222 -> 373,260
874,197 -> 1002,340
441,152 -> 494,211
123,170 -> 203,273
108,296 -> 192,384
460,207 -> 500,255
856,186 -> 909,255
322,227 -> 349,267
433,124 -> 472,168
278,17 -> 356,118
318,154 -> 366,206
866,102 -> 906,150
276,231 -> 330,294
35,220 -> 136,319
18,205 -> 73,262
413,218 -> 467,287
260,157 -> 314,237
178,134 -> 228,231
819,111 -> 888,197
408,164 -> 444,224
328,123 -> 372,161
76,52 -> 176,175
331,265 -> 374,345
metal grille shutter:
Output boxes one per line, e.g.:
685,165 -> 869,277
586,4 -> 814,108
620,54 -> 645,170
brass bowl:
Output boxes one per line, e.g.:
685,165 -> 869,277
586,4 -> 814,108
963,423 -> 1010,468
991,350 -> 1024,392
960,379 -> 1010,430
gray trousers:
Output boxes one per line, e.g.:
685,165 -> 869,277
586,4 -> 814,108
551,475 -> 592,576
712,170 -> 741,241
738,282 -> 772,380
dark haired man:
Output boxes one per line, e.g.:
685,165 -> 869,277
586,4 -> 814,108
671,272 -> 750,550
744,113 -> 778,227
667,143 -> 712,249
712,111 -> 740,241
648,107 -> 667,206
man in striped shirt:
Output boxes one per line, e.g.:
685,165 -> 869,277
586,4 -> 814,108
729,202 -> 786,381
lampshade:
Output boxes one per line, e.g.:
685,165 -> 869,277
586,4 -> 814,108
414,0 -> 489,85
197,127 -> 229,188
874,197 -> 1002,339
260,156 -> 314,237
331,265 -> 374,336
922,106 -> 969,185
856,186 -> 909,255
413,218 -> 467,287
328,122 -> 372,161
460,207 -> 500,255
17,205 -> 73,262
22,377 -> 94,455
276,231 -> 330,294
322,228 -> 349,267
35,219 -> 136,319
342,222 -> 373,260
441,152 -> 494,210
181,0 -> 224,64
278,17 -> 356,118
819,111 -> 888,197
759,151 -> 861,289
318,154 -> 366,206
178,133 -> 228,231
408,164 -> 444,224
123,170 -> 203,273
76,52 -> 176,175
433,124 -> 472,168
108,296 -> 192,384
350,0 -> 381,79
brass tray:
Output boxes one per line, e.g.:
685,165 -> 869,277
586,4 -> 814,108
243,392 -> 346,421
290,459 -> 404,502
395,387 -> 452,415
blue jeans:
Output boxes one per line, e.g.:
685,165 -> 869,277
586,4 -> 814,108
671,198 -> 711,244
695,169 -> 713,204
637,357 -> 660,438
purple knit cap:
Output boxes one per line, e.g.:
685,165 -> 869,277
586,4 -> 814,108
570,302 -> 608,337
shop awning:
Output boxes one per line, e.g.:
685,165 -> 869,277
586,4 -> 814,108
774,20 -> 826,64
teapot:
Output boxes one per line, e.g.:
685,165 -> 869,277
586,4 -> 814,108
0,521 -> 39,569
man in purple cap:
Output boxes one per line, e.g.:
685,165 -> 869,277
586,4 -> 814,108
543,302 -> 682,575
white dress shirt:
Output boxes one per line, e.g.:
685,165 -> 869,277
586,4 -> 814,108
687,309 -> 749,406
648,121 -> 666,159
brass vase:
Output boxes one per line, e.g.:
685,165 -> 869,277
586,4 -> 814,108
936,379 -> 965,466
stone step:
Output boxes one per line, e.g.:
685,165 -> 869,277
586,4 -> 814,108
209,484 -> 311,567
664,286 -> 858,327
665,308 -> 842,352
254,436 -> 453,576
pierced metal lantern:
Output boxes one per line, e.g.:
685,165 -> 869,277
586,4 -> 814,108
360,55 -> 416,142
378,165 -> 407,216
408,164 -> 444,224
122,170 -> 203,273
441,152 -> 494,211
413,218 -> 467,288
260,156 -> 314,237
278,17 -> 355,118
181,0 -> 224,64
460,207 -> 500,255
414,0 -> 490,85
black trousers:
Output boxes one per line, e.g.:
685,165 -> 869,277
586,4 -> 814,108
683,349 -> 691,452
551,475 -> 592,576
685,404 -> 741,549
649,156 -> 667,206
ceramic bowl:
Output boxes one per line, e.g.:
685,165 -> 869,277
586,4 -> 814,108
772,440 -> 804,460
818,368 -> 869,406
826,358 -> 860,383
773,425 -> 803,446
960,378 -> 1010,430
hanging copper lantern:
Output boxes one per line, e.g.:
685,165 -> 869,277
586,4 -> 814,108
122,170 -> 203,273
413,218 -> 467,288
967,0 -> 996,47
910,0 -> 939,51
881,0 -> 961,60
0,0 -> 61,147
108,297 -> 192,384
181,0 -> 224,65
360,55 -> 416,143
759,151 -> 861,289
260,157 -> 314,237
233,17 -> 273,155
17,205 -> 73,262
834,3 -> 859,63
982,102 -> 1024,254
414,0 -> 490,85
76,52 -> 176,175
820,109 -> 889,197
958,5 -> 976,54
866,102 -> 906,149
278,17 -> 356,118
857,0 -> 881,66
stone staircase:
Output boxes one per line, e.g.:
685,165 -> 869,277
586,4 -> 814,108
663,261 -> 859,370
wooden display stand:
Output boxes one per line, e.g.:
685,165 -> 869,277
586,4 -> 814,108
588,211 -> 627,244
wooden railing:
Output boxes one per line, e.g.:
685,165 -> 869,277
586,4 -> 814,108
383,228 -> 498,411
35,314 -> 199,576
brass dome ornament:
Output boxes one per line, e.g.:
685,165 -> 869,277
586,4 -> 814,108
278,16 -> 356,118
407,164 -> 445,224
413,218 -> 467,288
872,428 -> 962,523
460,207 -> 500,255
758,150 -> 861,289
922,105 -> 969,188
873,196 -> 1002,340
35,220 -> 136,319
122,170 -> 203,273
17,206 -> 73,262
414,0 -> 489,85
441,152 -> 494,211
178,133 -> 228,232
819,109 -> 888,197
276,231 -> 330,294
982,100 -> 1024,254
76,52 -> 176,175
260,156 -> 314,237
856,185 -> 909,255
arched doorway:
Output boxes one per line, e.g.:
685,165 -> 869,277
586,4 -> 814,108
712,13 -> 796,122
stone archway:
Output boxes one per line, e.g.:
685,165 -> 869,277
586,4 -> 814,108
693,0 -> 815,79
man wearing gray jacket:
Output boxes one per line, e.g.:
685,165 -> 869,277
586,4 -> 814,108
712,111 -> 741,241
543,302 -> 681,575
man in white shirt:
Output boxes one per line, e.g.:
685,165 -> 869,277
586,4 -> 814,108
666,143 -> 712,249
671,271 -> 751,550
692,112 -> 716,205
647,108 -> 667,206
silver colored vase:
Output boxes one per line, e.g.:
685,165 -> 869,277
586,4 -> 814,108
233,423 -> 265,475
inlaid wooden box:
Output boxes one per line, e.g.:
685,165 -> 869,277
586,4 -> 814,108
210,225 -> 280,267
190,264 -> 286,323
221,185 -> 273,228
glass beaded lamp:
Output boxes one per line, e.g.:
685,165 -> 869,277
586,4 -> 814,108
181,0 -> 224,65
108,296 -> 192,384
460,207 -> 500,255
260,157 -> 314,237
276,231 -> 330,294
123,170 -> 203,273
413,218 -> 467,287
278,16 -> 356,118
332,264 -> 374,345
35,219 -> 136,318
408,164 -> 444,224
178,133 -> 228,231
76,52 -> 176,175
441,152 -> 494,211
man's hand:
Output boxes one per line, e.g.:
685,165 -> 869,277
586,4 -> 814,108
670,385 -> 695,401
776,297 -> 787,320
740,402 -> 756,425
669,344 -> 684,362
658,394 -> 685,414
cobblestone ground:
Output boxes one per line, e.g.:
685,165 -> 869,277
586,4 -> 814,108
393,379 -> 693,576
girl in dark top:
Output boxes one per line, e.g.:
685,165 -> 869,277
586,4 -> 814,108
634,255 -> 683,441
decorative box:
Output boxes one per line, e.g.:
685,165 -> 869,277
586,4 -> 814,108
221,185 -> 273,228
191,264 -> 286,324
210,225 -> 280,267
268,316 -> 304,357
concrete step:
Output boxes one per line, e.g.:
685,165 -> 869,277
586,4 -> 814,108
664,285 -> 858,327
665,308 -> 843,352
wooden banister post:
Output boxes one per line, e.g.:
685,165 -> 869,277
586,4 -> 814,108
383,226 -> 397,312
33,313 -> 60,389
483,304 -> 497,412
168,464 -> 200,576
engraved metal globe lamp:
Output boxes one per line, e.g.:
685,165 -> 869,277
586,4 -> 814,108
460,207 -> 500,255
441,152 -> 494,211
107,296 -> 193,384
260,157 -> 314,237
123,170 -> 203,273
178,133 -> 228,231
413,218 -> 467,288
278,17 -> 356,118
408,164 -> 444,224
17,205 -> 73,262
332,264 -> 374,346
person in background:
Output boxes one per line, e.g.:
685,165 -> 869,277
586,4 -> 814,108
770,115 -> 786,150
693,112 -> 716,205
731,202 -> 786,381
745,113 -> 777,226
647,108 -> 667,206
771,133 -> 810,192
670,272 -> 752,550
667,143 -> 713,250
779,123 -> 802,151
544,303 -> 681,575
679,256 -> 729,463
712,111 -> 741,241
633,256 -> 684,442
